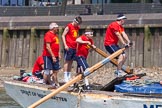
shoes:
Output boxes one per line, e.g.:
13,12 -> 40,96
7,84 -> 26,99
67,86 -> 75,92
85,85 -> 91,90
48,86 -> 56,89
48,83 -> 60,89
64,72 -> 71,83
114,70 -> 126,77
55,83 -> 60,88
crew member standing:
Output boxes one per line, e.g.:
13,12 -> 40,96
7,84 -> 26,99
62,16 -> 82,82
104,14 -> 131,77
43,22 -> 61,88
76,28 -> 96,89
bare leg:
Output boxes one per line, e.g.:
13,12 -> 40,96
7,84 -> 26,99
64,60 -> 73,72
121,54 -> 127,66
52,70 -> 59,86
115,54 -> 127,77
43,70 -> 53,85
64,60 -> 73,82
117,54 -> 124,71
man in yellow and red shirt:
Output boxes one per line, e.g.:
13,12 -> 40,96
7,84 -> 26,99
43,22 -> 61,88
76,29 -> 95,72
62,16 -> 82,82
104,14 -> 131,77
76,28 -> 96,89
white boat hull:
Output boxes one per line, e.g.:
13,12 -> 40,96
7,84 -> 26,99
4,81 -> 162,108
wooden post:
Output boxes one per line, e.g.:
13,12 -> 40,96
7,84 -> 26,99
16,31 -> 24,67
144,25 -> 152,67
1,28 -> 9,67
138,29 -> 144,67
59,27 -> 64,65
0,30 -> 3,66
38,30 -> 45,55
22,30 -> 30,67
9,31 -> 17,67
29,28 -> 37,67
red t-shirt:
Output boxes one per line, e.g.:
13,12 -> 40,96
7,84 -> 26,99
42,31 -> 60,57
65,23 -> 80,49
104,21 -> 124,46
32,56 -> 44,74
76,35 -> 94,58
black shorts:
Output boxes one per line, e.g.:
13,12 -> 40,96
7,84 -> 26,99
43,56 -> 61,71
105,44 -> 125,58
64,48 -> 76,61
76,56 -> 89,73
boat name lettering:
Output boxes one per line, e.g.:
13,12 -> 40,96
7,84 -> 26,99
20,89 -> 67,102
143,104 -> 162,108
20,89 -> 32,96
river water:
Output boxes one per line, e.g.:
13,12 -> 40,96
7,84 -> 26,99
0,88 -> 22,108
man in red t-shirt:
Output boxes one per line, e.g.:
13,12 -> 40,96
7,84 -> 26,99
42,22 -> 61,88
76,29 -> 95,71
32,55 -> 44,79
104,14 -> 131,77
62,16 -> 82,82
76,28 -> 96,89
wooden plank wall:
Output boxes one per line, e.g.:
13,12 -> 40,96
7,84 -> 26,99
0,26 -> 161,69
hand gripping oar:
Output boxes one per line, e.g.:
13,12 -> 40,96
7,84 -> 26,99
90,46 -> 133,74
28,47 -> 126,108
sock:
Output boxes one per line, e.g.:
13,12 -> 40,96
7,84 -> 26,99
64,72 -> 69,82
84,77 -> 89,86
67,72 -> 71,81
84,78 -> 90,89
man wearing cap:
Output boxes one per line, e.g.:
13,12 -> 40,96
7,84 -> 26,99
42,22 -> 61,88
75,28 -> 96,89
104,14 -> 131,77
62,16 -> 82,83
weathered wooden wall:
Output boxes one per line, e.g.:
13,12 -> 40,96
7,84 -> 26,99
0,26 -> 162,68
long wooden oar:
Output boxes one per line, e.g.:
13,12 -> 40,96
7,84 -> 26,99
91,46 -> 133,74
28,47 -> 126,108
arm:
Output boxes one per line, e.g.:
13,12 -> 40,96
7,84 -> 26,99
76,37 -> 91,45
41,64 -> 44,70
46,42 -> 57,62
121,31 -> 130,44
62,26 -> 69,50
89,44 -> 96,52
115,31 -> 127,45
58,52 -> 61,60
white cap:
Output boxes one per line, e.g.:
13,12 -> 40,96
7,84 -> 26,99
49,23 -> 59,30
116,14 -> 127,20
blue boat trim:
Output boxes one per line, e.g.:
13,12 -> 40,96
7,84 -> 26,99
102,58 -> 110,64
84,70 -> 91,76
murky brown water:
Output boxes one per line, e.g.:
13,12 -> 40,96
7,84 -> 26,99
0,88 -> 22,108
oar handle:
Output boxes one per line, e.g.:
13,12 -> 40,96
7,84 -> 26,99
90,45 -> 132,74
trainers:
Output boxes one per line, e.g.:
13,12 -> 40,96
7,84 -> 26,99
48,86 -> 56,89
114,70 -> 126,77
55,83 -> 60,88
85,85 -> 91,90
